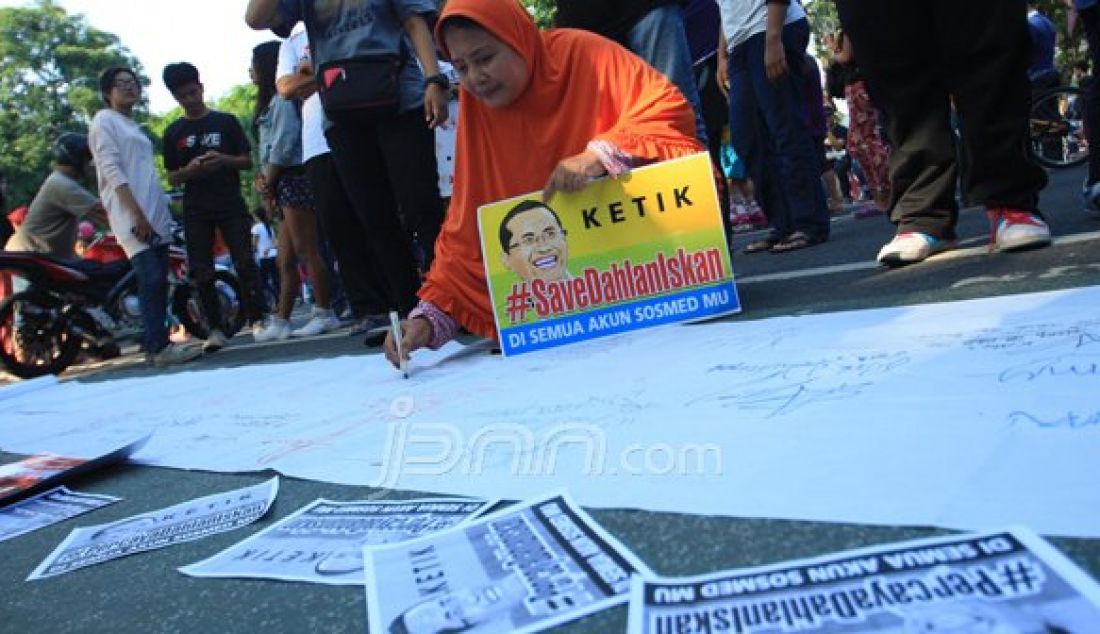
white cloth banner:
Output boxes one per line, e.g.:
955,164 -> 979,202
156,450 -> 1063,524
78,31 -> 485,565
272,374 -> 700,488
1,287 -> 1098,536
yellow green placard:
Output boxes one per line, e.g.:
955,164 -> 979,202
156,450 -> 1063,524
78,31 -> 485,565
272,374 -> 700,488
477,152 -> 741,356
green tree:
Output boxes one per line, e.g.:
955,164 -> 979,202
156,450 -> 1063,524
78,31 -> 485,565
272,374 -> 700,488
523,0 -> 556,28
1032,0 -> 1087,74
0,0 -> 146,207
804,0 -> 839,42
214,83 -> 261,212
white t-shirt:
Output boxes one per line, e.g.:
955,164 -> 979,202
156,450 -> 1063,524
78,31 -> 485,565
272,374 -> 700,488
433,62 -> 460,198
88,109 -> 173,258
251,221 -> 277,260
718,0 -> 806,51
277,26 -> 330,162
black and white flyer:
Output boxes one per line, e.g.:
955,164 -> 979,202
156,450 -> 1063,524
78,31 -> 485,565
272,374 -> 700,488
179,497 -> 493,585
364,492 -> 651,634
629,527 -> 1100,633
0,486 -> 120,543
28,477 -> 278,580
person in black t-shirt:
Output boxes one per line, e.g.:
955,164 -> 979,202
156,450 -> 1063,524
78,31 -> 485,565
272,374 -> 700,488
162,62 -> 267,350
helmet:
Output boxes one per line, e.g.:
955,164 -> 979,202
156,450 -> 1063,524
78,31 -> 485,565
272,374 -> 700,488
78,221 -> 96,240
55,133 -> 92,168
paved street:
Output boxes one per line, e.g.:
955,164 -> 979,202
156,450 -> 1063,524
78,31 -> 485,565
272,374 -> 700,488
2,164 -> 1098,632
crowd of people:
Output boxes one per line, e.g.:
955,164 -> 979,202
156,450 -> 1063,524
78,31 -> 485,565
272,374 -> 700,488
1,0 -> 1095,372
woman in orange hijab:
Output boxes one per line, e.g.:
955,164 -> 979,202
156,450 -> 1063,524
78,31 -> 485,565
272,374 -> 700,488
385,0 -> 704,367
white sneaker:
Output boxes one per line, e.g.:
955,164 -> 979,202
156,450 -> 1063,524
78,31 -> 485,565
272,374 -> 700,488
147,343 -> 202,368
876,231 -> 955,267
203,329 -> 228,353
291,309 -> 339,337
987,209 -> 1052,252
250,320 -> 266,339
254,318 -> 291,342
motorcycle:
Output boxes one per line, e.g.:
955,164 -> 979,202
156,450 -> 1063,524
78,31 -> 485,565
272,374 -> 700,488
0,229 -> 244,379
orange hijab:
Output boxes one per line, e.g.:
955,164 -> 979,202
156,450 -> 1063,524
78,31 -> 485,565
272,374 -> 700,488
421,0 -> 704,339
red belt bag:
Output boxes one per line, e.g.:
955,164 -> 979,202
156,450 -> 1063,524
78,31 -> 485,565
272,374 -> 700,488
317,54 -> 402,116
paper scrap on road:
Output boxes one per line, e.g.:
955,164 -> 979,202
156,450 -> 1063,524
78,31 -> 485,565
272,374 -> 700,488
28,477 -> 278,580
180,497 -> 493,585
365,492 -> 650,634
629,526 -> 1100,633
0,487 -> 120,543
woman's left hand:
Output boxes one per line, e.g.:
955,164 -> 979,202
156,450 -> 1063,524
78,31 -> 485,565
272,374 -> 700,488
424,84 -> 449,129
542,150 -> 607,202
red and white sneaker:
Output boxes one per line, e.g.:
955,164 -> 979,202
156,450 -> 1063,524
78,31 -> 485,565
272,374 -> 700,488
876,231 -> 956,267
729,201 -> 754,233
986,208 -> 1052,252
746,201 -> 768,228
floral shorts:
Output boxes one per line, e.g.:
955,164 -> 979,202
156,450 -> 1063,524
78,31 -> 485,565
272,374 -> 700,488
276,173 -> 314,210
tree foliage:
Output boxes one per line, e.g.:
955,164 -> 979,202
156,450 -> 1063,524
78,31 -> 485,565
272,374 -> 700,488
1033,0 -> 1087,72
803,0 -> 839,42
522,0 -> 556,28
0,0 -> 146,206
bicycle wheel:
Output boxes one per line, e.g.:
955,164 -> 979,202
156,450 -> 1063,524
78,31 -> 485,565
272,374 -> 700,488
1029,86 -> 1089,169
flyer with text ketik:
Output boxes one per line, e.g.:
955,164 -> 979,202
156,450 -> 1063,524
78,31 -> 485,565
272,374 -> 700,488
478,152 -> 740,356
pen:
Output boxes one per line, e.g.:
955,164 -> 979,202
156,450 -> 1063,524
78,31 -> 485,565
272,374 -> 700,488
389,310 -> 408,379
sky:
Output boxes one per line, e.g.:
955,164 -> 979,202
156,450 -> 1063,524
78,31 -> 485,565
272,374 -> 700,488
0,0 -> 275,114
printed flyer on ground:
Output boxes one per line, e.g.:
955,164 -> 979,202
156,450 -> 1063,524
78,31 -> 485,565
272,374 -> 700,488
478,152 -> 740,356
364,492 -> 651,634
629,527 -> 1100,633
180,497 -> 493,585
0,435 -> 148,507
0,486 -> 120,543
28,477 -> 278,580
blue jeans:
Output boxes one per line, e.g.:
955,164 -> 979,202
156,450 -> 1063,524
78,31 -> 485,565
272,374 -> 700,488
727,19 -> 829,241
130,245 -> 169,354
626,4 -> 709,148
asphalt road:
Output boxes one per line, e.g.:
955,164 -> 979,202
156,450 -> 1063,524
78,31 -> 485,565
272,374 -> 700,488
2,165 -> 1098,633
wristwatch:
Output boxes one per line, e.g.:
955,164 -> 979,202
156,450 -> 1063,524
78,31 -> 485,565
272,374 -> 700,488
424,73 -> 450,91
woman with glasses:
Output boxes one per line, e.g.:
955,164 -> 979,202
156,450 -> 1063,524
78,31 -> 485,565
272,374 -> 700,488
88,67 -> 201,367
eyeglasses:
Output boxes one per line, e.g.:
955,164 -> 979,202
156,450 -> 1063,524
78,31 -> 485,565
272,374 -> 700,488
508,226 -> 564,251
113,78 -> 139,89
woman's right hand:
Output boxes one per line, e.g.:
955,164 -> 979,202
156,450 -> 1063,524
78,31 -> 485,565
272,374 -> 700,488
542,150 -> 607,202
383,316 -> 433,369
253,172 -> 269,195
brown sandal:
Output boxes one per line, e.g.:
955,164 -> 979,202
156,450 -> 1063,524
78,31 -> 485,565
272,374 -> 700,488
742,238 -> 778,254
770,231 -> 825,253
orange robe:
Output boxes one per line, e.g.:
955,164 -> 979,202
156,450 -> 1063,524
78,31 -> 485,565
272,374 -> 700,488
421,0 -> 704,339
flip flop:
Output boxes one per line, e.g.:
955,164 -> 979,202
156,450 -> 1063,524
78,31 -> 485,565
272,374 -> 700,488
742,238 -> 778,254
770,231 -> 825,253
